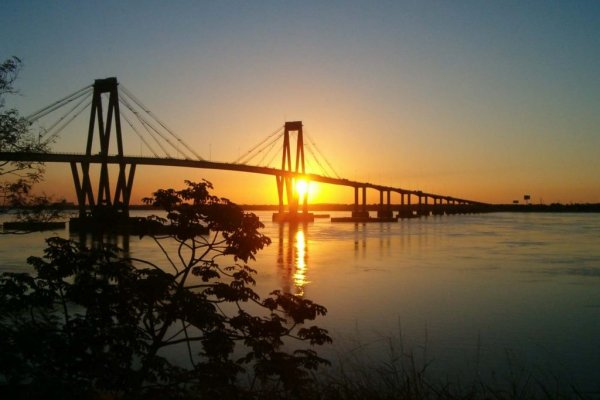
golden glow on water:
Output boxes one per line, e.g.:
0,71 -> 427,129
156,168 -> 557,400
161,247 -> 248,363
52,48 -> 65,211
293,229 -> 308,296
275,223 -> 310,297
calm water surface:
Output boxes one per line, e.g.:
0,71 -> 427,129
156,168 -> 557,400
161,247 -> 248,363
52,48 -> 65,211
2,211 -> 599,392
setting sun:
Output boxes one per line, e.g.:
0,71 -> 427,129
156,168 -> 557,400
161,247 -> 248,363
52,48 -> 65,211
295,179 -> 317,201
296,179 -> 312,199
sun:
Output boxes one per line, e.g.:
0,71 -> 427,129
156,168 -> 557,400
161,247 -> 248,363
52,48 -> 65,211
295,179 -> 316,200
295,179 -> 308,198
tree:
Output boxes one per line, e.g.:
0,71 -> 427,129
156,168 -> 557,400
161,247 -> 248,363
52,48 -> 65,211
0,180 -> 331,399
1,56 -> 49,214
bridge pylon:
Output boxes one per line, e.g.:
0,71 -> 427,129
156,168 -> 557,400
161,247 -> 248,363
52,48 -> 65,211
272,121 -> 314,223
70,77 -> 136,222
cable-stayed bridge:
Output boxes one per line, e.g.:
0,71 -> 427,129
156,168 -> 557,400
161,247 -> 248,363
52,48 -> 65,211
0,77 -> 486,226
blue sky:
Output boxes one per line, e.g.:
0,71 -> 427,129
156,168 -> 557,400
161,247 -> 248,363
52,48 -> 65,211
3,1 -> 600,204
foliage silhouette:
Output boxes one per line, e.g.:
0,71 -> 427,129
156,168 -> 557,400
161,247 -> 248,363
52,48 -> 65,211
1,56 -> 56,230
0,180 -> 331,399
0,57 -> 48,183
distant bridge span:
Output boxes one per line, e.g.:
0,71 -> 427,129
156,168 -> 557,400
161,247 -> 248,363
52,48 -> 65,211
0,151 -> 483,205
0,77 -> 486,224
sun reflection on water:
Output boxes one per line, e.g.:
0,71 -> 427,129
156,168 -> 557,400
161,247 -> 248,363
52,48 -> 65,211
293,229 -> 308,296
277,223 -> 310,296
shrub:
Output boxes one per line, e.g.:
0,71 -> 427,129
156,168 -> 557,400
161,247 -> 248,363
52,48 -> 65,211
0,180 -> 331,399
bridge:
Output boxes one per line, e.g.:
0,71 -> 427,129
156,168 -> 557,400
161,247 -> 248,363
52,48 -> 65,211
0,77 -> 486,227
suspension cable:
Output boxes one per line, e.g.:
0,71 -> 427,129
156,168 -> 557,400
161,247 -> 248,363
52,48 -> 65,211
26,85 -> 93,122
233,126 -> 284,164
265,145 -> 281,168
238,131 -> 283,165
38,92 -> 91,139
119,90 -> 177,149
135,110 -> 185,159
120,85 -> 204,161
304,142 -> 330,177
119,95 -> 187,159
120,87 -> 199,160
256,136 -> 281,167
304,130 -> 340,178
137,116 -> 174,158
120,107 -> 160,158
238,131 -> 284,165
119,97 -> 173,158
41,99 -> 92,146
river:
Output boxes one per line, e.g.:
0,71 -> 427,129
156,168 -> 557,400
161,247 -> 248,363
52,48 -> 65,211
1,211 -> 599,394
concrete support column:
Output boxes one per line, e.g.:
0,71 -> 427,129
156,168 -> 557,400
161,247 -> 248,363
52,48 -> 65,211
352,186 -> 369,218
362,187 -> 367,212
433,196 -> 444,215
377,190 -> 394,219
418,195 -> 430,216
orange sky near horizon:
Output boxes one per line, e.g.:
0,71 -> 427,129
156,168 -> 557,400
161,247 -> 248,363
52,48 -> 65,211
35,157 -> 599,207
4,1 -> 600,206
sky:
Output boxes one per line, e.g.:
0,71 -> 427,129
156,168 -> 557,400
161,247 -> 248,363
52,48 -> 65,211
2,0 -> 600,205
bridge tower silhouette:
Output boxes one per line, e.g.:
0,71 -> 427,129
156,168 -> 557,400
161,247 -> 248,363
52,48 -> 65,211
70,77 -> 136,222
68,78 -> 316,226
273,121 -> 314,222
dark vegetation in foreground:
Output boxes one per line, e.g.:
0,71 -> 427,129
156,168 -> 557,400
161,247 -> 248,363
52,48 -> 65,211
317,336 -> 596,400
0,181 -> 331,399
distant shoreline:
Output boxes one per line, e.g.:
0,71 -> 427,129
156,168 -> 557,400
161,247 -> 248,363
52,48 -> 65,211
3,203 -> 600,213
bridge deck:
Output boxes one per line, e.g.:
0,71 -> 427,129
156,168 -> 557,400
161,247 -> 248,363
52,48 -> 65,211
0,151 -> 484,205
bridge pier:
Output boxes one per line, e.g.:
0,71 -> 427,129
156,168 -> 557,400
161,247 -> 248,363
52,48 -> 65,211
398,191 -> 415,219
272,121 -> 314,223
432,196 -> 444,215
351,186 -> 369,219
70,161 -> 136,219
417,193 -> 430,217
332,186 -> 369,222
333,186 -> 399,223
377,189 -> 395,220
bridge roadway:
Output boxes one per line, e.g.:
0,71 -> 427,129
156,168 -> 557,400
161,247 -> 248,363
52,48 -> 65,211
0,151 -> 484,205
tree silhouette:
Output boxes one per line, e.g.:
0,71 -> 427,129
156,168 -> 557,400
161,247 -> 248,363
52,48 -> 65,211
0,180 -> 331,399
1,57 -> 52,220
